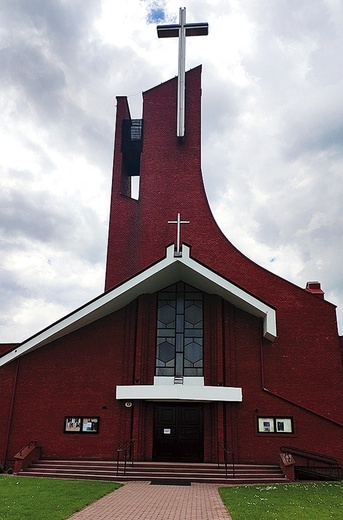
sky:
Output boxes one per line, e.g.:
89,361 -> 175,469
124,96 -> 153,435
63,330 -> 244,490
1,0 -> 343,343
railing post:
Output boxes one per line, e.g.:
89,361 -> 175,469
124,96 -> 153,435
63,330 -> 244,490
217,441 -> 235,479
116,439 -> 135,477
232,451 -> 235,479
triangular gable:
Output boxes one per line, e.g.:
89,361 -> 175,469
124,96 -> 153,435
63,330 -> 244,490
0,245 -> 276,367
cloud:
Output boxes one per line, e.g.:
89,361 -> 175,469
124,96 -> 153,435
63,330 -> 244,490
1,0 -> 343,343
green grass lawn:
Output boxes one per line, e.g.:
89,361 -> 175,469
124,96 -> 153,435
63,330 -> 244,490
0,476 -> 121,520
219,481 -> 343,520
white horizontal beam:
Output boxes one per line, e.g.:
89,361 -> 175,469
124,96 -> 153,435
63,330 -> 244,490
116,384 -> 242,402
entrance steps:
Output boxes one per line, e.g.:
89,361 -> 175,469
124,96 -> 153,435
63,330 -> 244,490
20,460 -> 289,485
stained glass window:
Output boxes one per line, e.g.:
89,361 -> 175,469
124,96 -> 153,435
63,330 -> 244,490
156,282 -> 203,376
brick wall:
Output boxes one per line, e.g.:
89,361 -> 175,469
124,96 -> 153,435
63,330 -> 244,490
1,288 -> 342,464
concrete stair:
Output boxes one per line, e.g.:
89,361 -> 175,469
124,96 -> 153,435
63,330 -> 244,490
20,459 -> 289,484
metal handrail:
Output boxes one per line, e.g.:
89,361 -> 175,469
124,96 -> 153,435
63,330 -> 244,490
116,439 -> 135,476
218,441 -> 235,478
280,446 -> 339,465
280,446 -> 340,481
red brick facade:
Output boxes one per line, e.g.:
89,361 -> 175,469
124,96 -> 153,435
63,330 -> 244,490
1,67 -> 342,468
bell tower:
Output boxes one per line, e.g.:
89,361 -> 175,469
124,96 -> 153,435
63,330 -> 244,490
105,65 -> 214,291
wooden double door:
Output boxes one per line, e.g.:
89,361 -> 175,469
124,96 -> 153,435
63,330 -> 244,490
153,403 -> 204,462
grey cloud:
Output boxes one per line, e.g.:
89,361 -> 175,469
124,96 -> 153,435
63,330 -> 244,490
0,44 -> 66,112
0,186 -> 106,264
246,0 -> 333,42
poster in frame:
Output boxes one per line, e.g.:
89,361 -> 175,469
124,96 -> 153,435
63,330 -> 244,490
276,418 -> 293,433
257,417 -> 293,434
82,417 -> 99,433
258,418 -> 275,433
64,417 -> 82,433
64,416 -> 99,434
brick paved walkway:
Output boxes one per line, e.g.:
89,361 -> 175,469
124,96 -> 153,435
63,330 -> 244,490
68,481 -> 232,519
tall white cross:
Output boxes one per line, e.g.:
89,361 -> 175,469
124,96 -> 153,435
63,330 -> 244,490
168,213 -> 190,256
157,7 -> 208,138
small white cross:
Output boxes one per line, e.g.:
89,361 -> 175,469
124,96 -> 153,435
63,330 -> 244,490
168,213 -> 190,256
157,8 -> 208,138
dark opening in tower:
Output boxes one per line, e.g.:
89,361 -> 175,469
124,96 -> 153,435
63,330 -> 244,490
121,118 -> 143,199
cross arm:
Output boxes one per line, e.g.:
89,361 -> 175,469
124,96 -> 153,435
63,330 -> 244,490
157,22 -> 208,38
157,24 -> 180,38
185,23 -> 209,37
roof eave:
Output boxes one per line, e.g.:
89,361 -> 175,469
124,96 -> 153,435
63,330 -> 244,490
0,245 -> 276,367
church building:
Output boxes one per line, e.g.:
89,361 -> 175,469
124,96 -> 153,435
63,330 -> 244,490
1,12 -> 342,475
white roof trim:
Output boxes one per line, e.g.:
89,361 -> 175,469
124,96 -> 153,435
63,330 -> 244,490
0,245 -> 276,367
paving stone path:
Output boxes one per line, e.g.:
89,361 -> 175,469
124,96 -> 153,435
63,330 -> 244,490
68,481 -> 232,520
